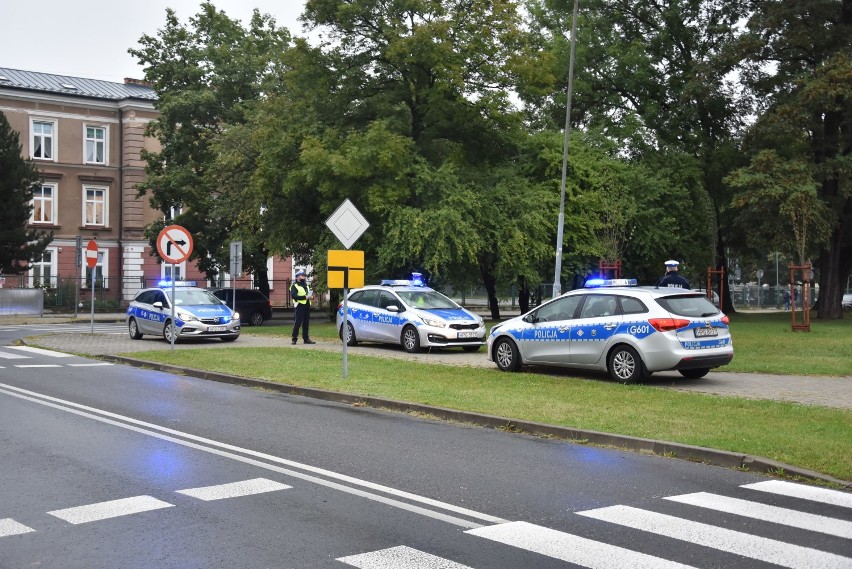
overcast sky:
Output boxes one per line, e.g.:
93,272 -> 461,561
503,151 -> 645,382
0,1 -> 308,83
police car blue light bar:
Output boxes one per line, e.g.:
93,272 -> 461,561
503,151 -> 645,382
410,272 -> 425,286
157,280 -> 198,288
584,278 -> 637,288
380,279 -> 412,286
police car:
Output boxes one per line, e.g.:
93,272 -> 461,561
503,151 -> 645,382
126,282 -> 240,343
487,279 -> 733,383
336,278 -> 486,353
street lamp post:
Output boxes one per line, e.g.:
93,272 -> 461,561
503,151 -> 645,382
553,0 -> 580,298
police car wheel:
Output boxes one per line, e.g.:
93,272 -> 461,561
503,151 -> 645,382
339,322 -> 358,346
679,368 -> 710,379
163,320 -> 177,343
608,345 -> 644,384
401,325 -> 421,353
128,318 -> 143,340
493,337 -> 521,372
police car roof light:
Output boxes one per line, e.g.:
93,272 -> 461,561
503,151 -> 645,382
584,278 -> 637,288
410,272 -> 425,286
157,280 -> 198,288
380,279 -> 412,286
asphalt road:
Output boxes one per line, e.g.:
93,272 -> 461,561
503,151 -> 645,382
1,346 -> 850,568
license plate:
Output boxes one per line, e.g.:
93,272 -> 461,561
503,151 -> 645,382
209,326 -> 227,332
694,327 -> 718,338
458,331 -> 478,339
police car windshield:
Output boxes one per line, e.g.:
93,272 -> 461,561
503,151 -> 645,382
169,288 -> 222,306
396,290 -> 458,310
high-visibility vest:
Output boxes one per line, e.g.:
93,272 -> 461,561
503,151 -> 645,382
292,282 -> 308,305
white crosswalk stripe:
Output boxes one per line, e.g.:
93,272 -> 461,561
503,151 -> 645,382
666,491 -> 852,538
0,351 -> 30,359
466,520 -> 696,568
0,518 -> 35,537
4,346 -> 73,357
337,545 -> 475,568
577,505 -> 851,569
48,496 -> 174,525
742,480 -> 852,509
176,478 -> 291,501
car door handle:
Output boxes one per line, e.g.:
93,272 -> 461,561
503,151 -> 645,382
558,326 -> 569,332
604,323 -> 617,330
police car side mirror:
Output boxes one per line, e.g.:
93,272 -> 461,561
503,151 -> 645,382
386,305 -> 401,313
523,313 -> 538,324
153,301 -> 164,310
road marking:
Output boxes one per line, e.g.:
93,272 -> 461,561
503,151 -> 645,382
0,518 -> 35,537
741,480 -> 852,509
0,351 -> 30,359
14,364 -> 61,368
577,505 -> 851,569
466,521 -> 696,568
337,545 -> 474,568
68,363 -> 114,367
176,478 -> 291,501
5,346 -> 73,357
666,492 -> 852,539
48,495 -> 174,524
0,382 -> 504,529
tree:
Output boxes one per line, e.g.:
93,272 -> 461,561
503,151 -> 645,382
0,111 -> 52,275
733,0 -> 852,319
129,2 -> 291,294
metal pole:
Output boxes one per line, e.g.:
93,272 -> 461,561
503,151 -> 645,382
90,266 -> 95,333
553,0 -> 580,299
342,288 -> 348,379
170,274 -> 176,351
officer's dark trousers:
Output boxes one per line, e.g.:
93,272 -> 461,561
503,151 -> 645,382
292,303 -> 310,341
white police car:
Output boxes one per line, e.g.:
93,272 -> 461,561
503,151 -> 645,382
126,282 -> 240,343
487,279 -> 733,383
336,279 -> 486,353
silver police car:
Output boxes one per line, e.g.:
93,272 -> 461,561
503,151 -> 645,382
126,283 -> 240,343
336,280 -> 486,352
487,279 -> 733,383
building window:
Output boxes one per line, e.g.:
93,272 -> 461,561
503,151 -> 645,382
83,186 -> 108,226
85,126 -> 106,164
31,119 -> 56,160
29,248 -> 57,288
161,261 -> 185,283
31,183 -> 56,224
82,250 -> 108,289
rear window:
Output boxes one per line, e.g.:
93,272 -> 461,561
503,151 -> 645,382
656,294 -> 719,317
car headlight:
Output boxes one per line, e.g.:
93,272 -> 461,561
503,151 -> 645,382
421,316 -> 447,328
176,310 -> 198,322
232,312 -> 240,321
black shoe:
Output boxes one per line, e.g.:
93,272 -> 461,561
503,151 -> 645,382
303,339 -> 316,345
291,339 -> 298,345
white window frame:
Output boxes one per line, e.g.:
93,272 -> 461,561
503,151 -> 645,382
84,124 -> 107,165
161,261 -> 186,283
82,185 -> 109,227
30,118 -> 57,161
81,249 -> 108,289
29,247 -> 57,288
30,182 -> 57,224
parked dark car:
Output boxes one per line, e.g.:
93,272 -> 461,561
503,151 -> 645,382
211,288 -> 273,326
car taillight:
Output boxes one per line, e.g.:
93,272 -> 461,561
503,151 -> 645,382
337,302 -> 343,311
648,318 -> 691,332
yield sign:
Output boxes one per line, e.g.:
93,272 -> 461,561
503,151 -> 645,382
85,240 -> 99,269
157,225 -> 194,264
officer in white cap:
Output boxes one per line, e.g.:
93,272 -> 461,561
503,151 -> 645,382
290,269 -> 315,344
656,259 -> 690,288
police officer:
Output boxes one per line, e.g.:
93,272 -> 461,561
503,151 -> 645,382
657,259 -> 691,288
290,270 -> 315,344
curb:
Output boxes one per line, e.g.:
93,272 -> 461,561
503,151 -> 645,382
102,354 -> 850,489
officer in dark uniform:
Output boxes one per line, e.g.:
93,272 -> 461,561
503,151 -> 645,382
290,270 -> 315,344
657,259 -> 691,288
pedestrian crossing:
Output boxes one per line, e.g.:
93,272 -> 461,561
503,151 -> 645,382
336,479 -> 852,569
1,474 -> 849,568
0,346 -> 113,368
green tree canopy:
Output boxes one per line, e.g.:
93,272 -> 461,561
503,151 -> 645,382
0,111 -> 52,275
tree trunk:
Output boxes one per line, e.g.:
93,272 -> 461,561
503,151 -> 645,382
518,275 -> 530,315
817,207 -> 852,320
478,254 -> 500,321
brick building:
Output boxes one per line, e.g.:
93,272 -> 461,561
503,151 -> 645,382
0,67 -> 296,309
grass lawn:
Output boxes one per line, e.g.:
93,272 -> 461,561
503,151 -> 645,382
119,311 -> 852,482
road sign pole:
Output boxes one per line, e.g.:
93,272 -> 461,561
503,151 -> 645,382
343,288 -> 348,379
90,266 -> 95,333
171,275 -> 176,351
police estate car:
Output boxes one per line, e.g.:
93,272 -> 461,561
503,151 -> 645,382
487,279 -> 733,383
336,278 -> 486,353
126,283 -> 240,343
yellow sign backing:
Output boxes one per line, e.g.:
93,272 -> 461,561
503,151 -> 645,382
328,250 -> 365,288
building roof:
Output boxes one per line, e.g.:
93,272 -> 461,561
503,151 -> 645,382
0,67 -> 156,102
